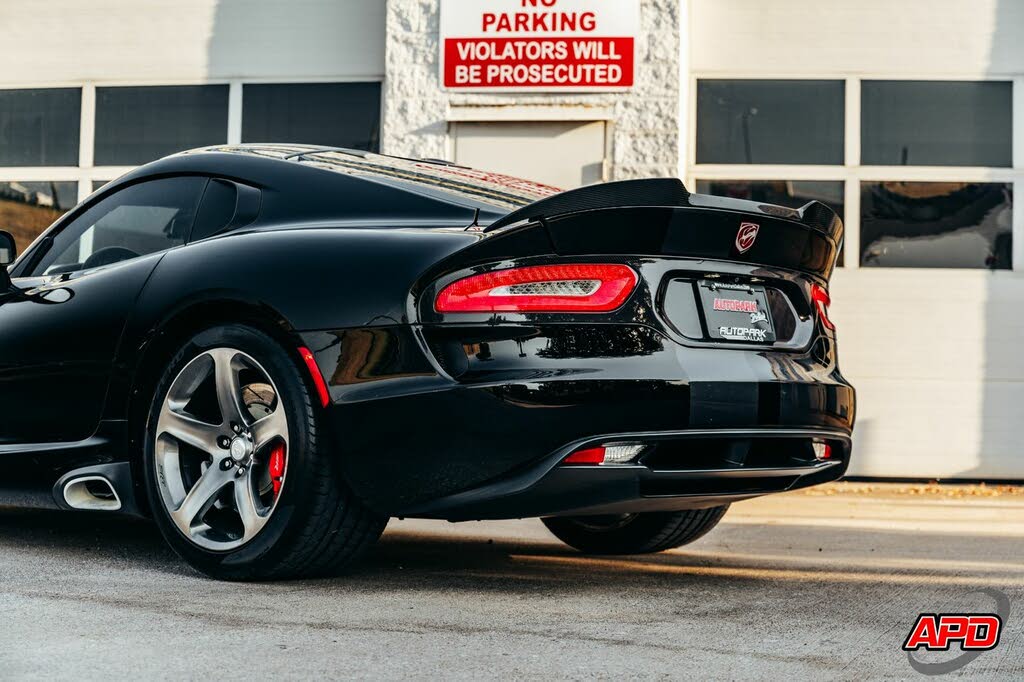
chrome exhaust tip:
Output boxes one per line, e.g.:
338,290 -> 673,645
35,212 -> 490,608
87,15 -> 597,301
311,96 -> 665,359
52,462 -> 139,515
62,476 -> 122,511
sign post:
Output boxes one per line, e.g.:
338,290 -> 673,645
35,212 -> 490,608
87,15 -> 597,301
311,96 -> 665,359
440,0 -> 640,92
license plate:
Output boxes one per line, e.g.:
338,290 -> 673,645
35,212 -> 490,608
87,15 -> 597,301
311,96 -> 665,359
698,281 -> 776,344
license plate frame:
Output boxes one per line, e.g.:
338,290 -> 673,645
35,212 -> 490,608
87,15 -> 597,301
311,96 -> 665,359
697,281 -> 777,344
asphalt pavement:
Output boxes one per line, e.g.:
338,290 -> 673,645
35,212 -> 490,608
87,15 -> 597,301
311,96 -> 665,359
1,482 -> 1022,680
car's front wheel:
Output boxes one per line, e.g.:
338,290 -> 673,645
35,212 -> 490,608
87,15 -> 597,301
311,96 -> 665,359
541,507 -> 729,555
142,324 -> 387,580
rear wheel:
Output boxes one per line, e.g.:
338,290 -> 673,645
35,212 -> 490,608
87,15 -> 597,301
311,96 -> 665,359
142,324 -> 387,580
541,507 -> 729,555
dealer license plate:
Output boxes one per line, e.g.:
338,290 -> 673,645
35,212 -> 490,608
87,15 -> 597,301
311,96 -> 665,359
698,281 -> 776,344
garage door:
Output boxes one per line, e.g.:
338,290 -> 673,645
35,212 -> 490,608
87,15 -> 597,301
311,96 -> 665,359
451,121 -> 607,189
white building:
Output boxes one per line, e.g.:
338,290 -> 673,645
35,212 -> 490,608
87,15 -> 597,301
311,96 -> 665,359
0,0 -> 1021,479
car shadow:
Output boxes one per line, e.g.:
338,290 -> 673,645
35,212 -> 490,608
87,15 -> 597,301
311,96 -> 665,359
1,508 -> 1021,594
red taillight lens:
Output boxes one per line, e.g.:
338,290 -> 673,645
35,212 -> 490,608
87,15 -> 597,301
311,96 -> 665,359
810,283 -> 835,331
563,446 -> 607,465
434,264 -> 638,313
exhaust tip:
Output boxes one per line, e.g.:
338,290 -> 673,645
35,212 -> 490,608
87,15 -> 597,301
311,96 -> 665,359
62,476 -> 122,512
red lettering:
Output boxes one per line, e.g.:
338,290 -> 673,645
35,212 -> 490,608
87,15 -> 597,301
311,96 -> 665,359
480,10 -> 598,33
904,616 -> 940,650
904,615 -> 1002,651
713,299 -> 758,313
937,616 -> 970,645
964,616 -> 1001,649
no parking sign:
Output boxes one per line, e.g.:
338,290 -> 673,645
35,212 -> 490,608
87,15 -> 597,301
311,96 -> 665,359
440,0 -> 640,92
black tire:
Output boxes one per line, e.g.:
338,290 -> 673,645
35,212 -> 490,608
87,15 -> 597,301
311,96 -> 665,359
142,324 -> 388,580
542,506 -> 729,555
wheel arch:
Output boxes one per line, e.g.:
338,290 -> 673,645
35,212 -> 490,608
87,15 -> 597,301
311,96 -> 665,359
120,295 -> 310,514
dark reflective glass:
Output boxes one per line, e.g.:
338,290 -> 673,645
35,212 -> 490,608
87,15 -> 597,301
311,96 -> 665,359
191,179 -> 237,241
696,80 -> 844,165
34,177 -> 205,275
696,179 -> 845,264
0,181 -> 77,254
860,182 -> 1012,269
0,89 -> 81,166
861,81 -> 1012,167
242,83 -> 381,151
695,180 -> 844,217
95,86 -> 229,165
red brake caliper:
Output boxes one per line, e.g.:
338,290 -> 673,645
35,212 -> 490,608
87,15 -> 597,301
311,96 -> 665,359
269,442 -> 286,497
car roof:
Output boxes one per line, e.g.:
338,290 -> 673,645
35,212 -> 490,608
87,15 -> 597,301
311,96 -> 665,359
137,144 -> 563,221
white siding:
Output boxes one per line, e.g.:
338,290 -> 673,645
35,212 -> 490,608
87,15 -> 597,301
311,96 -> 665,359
0,0 -> 385,85
690,0 -> 1024,77
686,0 -> 1024,479
832,270 -> 1024,479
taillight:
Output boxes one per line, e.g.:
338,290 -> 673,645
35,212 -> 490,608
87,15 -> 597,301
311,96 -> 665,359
563,443 -> 646,465
810,283 -> 835,331
434,264 -> 638,313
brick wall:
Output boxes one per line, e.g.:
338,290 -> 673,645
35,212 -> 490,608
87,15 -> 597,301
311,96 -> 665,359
382,0 -> 680,180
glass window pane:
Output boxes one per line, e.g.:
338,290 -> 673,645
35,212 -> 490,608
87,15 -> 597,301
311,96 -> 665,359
0,181 -> 77,254
860,182 -> 1012,269
95,86 -> 229,165
242,82 -> 381,151
695,180 -> 846,265
34,177 -> 205,275
0,89 -> 81,166
190,178 -> 237,242
696,80 -> 844,165
861,81 -> 1012,167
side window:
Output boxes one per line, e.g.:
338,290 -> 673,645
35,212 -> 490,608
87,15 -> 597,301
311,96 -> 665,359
190,178 -> 238,242
32,176 -> 206,276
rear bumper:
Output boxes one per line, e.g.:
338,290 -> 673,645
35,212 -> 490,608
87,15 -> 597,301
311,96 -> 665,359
398,427 -> 851,520
302,323 -> 855,516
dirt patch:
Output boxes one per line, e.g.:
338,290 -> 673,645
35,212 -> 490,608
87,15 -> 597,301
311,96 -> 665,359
803,480 -> 1024,498
0,199 -> 64,253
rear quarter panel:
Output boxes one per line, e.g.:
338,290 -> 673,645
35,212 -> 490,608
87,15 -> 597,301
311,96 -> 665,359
108,226 -> 479,419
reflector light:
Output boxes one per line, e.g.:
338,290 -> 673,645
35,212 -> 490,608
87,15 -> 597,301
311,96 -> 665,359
810,284 -> 835,331
435,264 -> 638,313
298,347 -> 331,408
563,443 -> 645,465
812,442 -> 832,460
563,446 -> 606,465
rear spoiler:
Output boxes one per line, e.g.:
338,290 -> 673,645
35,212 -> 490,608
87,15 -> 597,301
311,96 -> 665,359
483,178 -> 844,280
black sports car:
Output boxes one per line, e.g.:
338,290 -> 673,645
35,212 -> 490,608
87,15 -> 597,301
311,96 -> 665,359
0,145 -> 854,580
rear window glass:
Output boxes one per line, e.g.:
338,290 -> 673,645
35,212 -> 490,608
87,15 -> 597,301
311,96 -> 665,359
191,179 -> 237,241
300,150 -> 560,212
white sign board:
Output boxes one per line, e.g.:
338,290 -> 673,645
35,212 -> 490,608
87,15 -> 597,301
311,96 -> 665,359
440,0 -> 641,92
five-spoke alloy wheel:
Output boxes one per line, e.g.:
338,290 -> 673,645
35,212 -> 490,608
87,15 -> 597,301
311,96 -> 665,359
143,324 -> 387,580
155,347 -> 289,551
